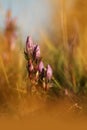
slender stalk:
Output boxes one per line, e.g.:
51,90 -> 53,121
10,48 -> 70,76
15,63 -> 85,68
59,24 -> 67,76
52,77 -> 62,89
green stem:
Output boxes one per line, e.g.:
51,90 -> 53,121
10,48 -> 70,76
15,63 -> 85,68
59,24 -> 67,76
52,77 -> 62,89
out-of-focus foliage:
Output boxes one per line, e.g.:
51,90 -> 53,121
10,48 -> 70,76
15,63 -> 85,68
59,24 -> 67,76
40,0 -> 87,96
0,1 -> 87,116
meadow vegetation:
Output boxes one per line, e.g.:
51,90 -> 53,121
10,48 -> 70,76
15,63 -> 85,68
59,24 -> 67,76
0,1 -> 87,118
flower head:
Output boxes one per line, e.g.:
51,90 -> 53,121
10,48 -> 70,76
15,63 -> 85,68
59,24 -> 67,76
46,65 -> 52,80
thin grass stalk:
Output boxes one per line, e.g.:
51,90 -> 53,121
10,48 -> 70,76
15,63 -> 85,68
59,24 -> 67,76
0,55 -> 10,88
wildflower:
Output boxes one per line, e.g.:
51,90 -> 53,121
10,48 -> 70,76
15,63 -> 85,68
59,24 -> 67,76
46,65 -> 52,80
26,36 -> 33,53
38,61 -> 44,73
33,45 -> 40,59
25,36 -> 53,92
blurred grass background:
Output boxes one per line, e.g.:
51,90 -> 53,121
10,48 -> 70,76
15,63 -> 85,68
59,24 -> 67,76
0,0 -> 87,116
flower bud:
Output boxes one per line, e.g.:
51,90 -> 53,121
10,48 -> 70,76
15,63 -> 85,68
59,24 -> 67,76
46,65 -> 52,80
33,45 -> 40,59
38,61 -> 44,73
26,36 -> 33,52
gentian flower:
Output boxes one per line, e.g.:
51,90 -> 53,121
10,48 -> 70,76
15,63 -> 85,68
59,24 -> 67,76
46,65 -> 52,80
25,36 -> 53,91
26,36 -> 33,53
33,45 -> 40,59
38,61 -> 44,73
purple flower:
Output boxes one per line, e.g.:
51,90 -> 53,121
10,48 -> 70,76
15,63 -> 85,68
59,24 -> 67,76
46,65 -> 52,80
26,36 -> 33,52
33,44 -> 40,59
38,61 -> 44,73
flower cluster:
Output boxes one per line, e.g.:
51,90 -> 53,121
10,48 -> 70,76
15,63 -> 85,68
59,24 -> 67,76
24,36 -> 53,91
